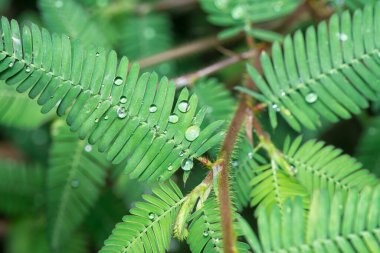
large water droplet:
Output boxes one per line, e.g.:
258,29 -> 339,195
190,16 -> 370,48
96,52 -> 100,57
305,93 -> 318,104
185,126 -> 200,142
232,6 -> 244,19
248,152 -> 253,159
117,107 -> 127,118
114,76 -> 123,86
71,179 -> 80,188
149,104 -> 158,113
84,145 -> 92,152
168,114 -> 179,123
148,212 -> 155,220
120,96 -> 127,104
181,158 -> 194,171
178,101 -> 190,113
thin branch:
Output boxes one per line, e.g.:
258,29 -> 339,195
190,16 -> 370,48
173,49 -> 259,88
139,35 -> 242,69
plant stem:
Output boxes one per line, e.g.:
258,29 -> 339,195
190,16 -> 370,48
173,49 -> 259,88
139,35 -> 242,69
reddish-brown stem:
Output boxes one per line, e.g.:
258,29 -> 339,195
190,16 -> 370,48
173,49 -> 259,88
138,35 -> 242,69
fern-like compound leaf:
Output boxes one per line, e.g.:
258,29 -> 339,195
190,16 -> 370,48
187,197 -> 250,253
284,136 -> 379,194
0,17 -> 223,182
0,161 -> 44,215
0,82 -> 54,128
47,120 -> 110,250
100,180 -> 184,253
256,187 -> 380,252
247,3 -> 380,131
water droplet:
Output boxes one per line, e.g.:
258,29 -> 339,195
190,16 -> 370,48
55,0 -> 63,8
248,152 -> 253,159
120,96 -> 127,104
148,212 -> 155,220
104,115 -> 109,120
305,93 -> 318,104
25,66 -> 31,73
272,104 -> 280,112
337,32 -> 348,42
149,104 -> 157,113
178,101 -> 190,113
84,145 -> 92,152
114,76 -> 123,86
215,0 -> 228,9
181,157 -> 194,171
280,89 -> 286,97
185,125 -> 200,142
96,52 -> 100,57
232,160 -> 239,167
95,118 -> 99,123
144,27 -> 156,39
117,107 -> 127,119
168,114 -> 179,123
8,62 -> 14,68
203,230 -> 209,237
179,150 -> 185,157
232,6 -> 244,19
71,179 -> 80,188
168,165 -> 173,171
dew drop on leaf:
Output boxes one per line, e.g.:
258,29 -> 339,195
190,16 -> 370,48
232,6 -> 244,19
337,32 -> 348,42
168,165 -> 173,171
203,230 -> 209,237
71,179 -> 80,188
305,93 -> 318,104
181,157 -> 194,171
84,145 -> 92,152
179,150 -> 185,157
148,212 -> 155,220
117,107 -> 127,119
120,96 -> 127,104
8,62 -> 14,68
114,76 -> 123,86
178,101 -> 190,113
25,66 -> 31,73
169,114 -> 179,123
185,126 -> 200,141
149,104 -> 158,113
232,160 -> 239,167
280,89 -> 286,97
215,0 -> 228,9
272,104 -> 280,112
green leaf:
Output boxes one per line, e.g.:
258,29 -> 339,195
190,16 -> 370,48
248,4 -> 380,131
0,161 -> 44,215
0,82 -> 54,128
100,180 -> 184,253
0,17 -> 223,182
48,120 -> 110,250
255,187 -> 380,252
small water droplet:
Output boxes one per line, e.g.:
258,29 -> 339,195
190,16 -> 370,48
179,150 -> 185,157
169,114 -> 179,123
248,152 -> 253,159
185,126 -> 200,142
71,179 -> 80,188
337,32 -> 348,42
232,6 -> 244,19
55,0 -> 63,8
25,66 -> 31,73
181,157 -> 194,171
104,115 -> 109,120
168,165 -> 173,171
117,107 -> 127,119
178,101 -> 190,113
114,76 -> 123,86
8,62 -> 14,67
149,104 -> 158,113
96,52 -> 100,57
84,145 -> 92,152
148,212 -> 155,220
144,27 -> 156,39
280,89 -> 286,97
272,104 -> 280,112
305,93 -> 318,104
120,96 -> 127,104
215,0 -> 228,9
203,230 -> 209,237
232,160 -> 239,167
